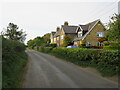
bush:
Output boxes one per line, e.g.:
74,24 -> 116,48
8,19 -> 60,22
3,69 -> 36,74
47,44 -> 57,48
34,46 -> 119,76
51,47 -> 119,76
2,38 -> 28,88
37,46 -> 53,53
102,41 -> 110,46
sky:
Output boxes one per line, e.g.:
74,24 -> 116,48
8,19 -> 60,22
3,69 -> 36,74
0,0 -> 119,44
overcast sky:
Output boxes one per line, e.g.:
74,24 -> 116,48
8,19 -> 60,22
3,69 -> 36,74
0,0 -> 119,44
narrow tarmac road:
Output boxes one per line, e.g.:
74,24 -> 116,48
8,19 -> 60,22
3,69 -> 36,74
22,50 -> 118,88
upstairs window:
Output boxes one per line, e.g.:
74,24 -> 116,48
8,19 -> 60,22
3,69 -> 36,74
78,31 -> 82,37
61,35 -> 64,39
96,32 -> 104,37
54,38 -> 56,42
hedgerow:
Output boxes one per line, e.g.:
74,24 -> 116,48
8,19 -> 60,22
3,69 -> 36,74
34,46 -> 119,76
52,48 -> 119,76
2,37 -> 28,88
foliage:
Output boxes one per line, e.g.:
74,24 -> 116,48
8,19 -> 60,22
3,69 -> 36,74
42,33 -> 51,44
3,23 -> 27,42
102,41 -> 110,46
78,41 -> 86,48
46,44 -> 57,48
34,46 -> 53,53
62,35 -> 71,46
35,47 -> 119,76
27,39 -> 35,49
27,33 -> 51,49
2,37 -> 27,88
106,14 -> 120,41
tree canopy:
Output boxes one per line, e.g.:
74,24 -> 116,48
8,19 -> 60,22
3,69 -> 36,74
63,35 -> 71,46
106,14 -> 120,42
3,23 -> 27,42
27,33 -> 51,49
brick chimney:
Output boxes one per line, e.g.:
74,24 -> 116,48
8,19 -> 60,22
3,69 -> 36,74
64,21 -> 69,26
56,27 -> 60,32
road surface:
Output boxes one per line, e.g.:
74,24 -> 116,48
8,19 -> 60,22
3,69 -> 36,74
22,50 -> 118,88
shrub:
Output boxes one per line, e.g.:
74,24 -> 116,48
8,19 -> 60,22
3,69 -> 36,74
102,41 -> 110,46
2,38 -> 28,88
47,44 -> 57,48
38,46 -> 53,53
51,48 -> 118,76
35,46 -> 119,76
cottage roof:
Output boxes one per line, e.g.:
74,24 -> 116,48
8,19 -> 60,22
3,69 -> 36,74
74,19 -> 100,41
61,25 -> 78,34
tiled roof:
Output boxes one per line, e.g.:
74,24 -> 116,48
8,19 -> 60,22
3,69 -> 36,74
74,19 -> 100,41
87,19 -> 99,30
79,25 -> 89,31
61,25 -> 78,34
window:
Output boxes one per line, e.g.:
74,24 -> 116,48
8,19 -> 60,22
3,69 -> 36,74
97,42 -> 102,46
74,42 -> 77,45
57,37 -> 59,40
54,38 -> 56,42
86,42 -> 91,46
78,31 -> 82,37
51,39 -> 53,43
96,32 -> 104,37
61,35 -> 64,39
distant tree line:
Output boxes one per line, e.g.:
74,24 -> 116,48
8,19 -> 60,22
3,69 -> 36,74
27,33 -> 52,49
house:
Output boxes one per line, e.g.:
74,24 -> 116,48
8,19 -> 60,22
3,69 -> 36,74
50,32 -> 56,44
50,22 -> 78,46
73,19 -> 106,46
50,19 -> 106,47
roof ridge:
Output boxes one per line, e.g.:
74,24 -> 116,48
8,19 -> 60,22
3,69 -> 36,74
61,25 -> 78,27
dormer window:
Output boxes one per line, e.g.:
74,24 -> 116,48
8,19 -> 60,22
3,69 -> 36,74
78,31 -> 82,37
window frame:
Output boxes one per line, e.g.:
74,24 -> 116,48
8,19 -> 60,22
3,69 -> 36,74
96,32 -> 104,37
78,31 -> 82,37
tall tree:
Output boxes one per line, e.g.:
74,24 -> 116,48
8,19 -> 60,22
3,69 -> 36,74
3,23 -> 27,42
105,14 -> 120,49
63,35 -> 71,46
106,14 -> 120,41
42,33 -> 50,44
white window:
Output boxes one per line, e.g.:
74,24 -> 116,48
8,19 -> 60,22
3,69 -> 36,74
96,32 -> 104,37
78,31 -> 82,37
86,42 -> 91,46
51,39 -> 53,43
61,35 -> 64,39
54,38 -> 56,42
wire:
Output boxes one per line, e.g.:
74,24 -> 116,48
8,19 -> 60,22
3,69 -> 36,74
82,0 -> 119,23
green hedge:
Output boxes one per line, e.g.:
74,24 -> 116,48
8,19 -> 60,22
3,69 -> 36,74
36,46 -> 53,53
2,38 -> 28,88
34,46 -> 119,76
51,47 -> 119,76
